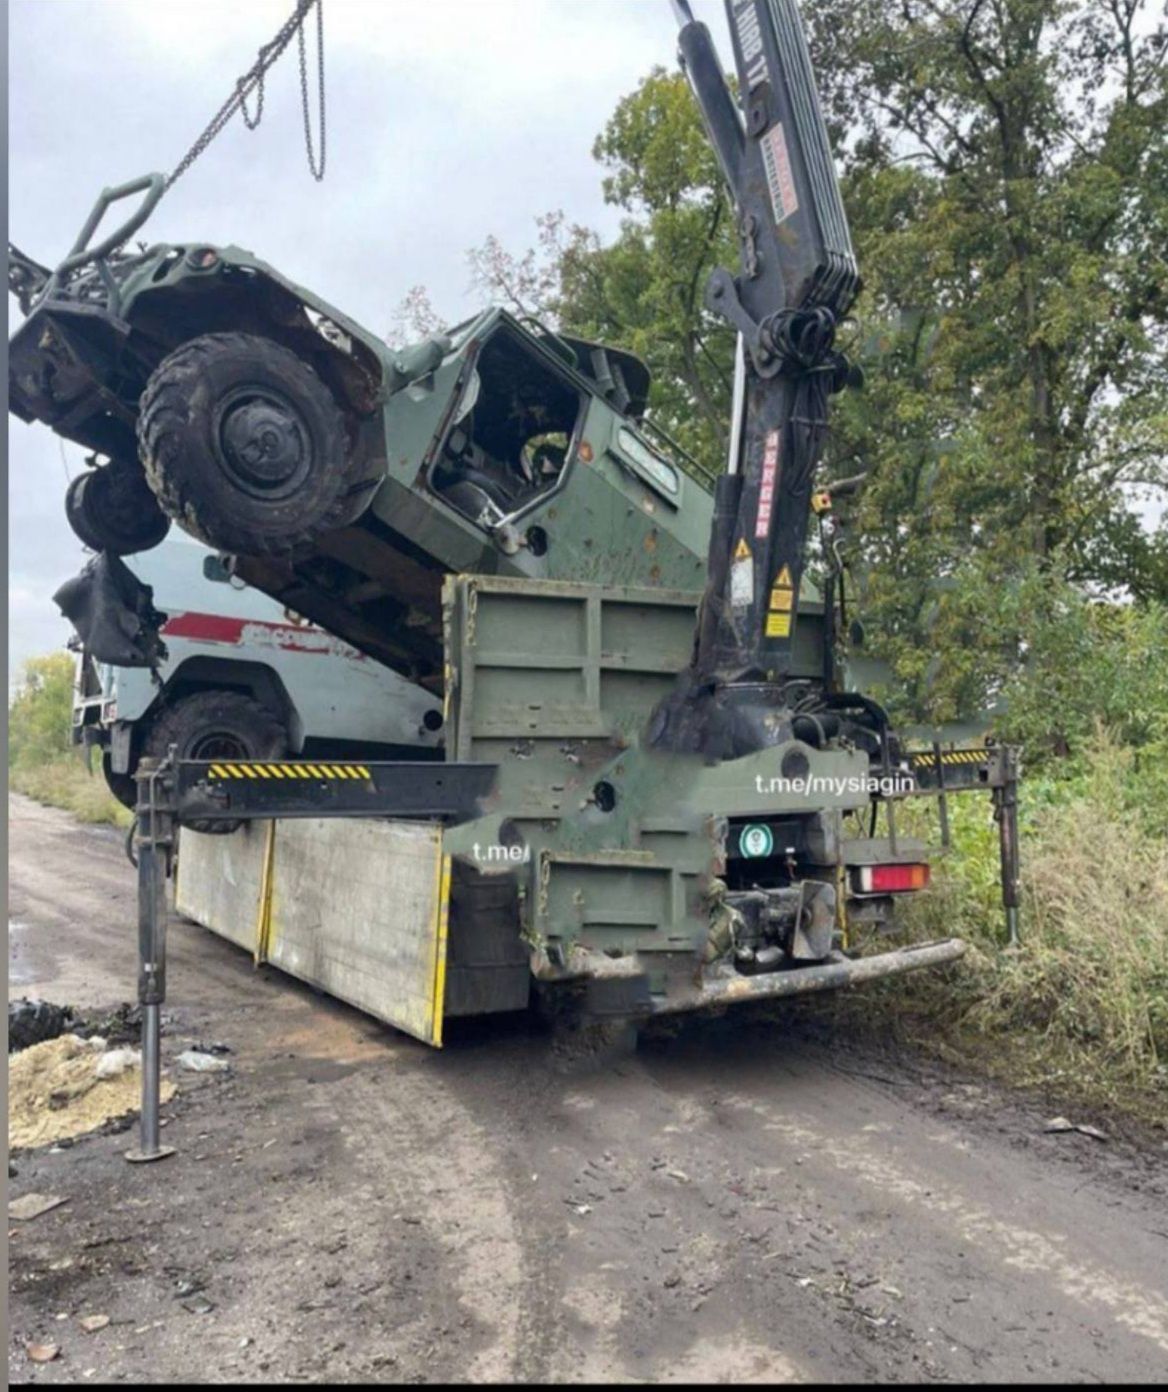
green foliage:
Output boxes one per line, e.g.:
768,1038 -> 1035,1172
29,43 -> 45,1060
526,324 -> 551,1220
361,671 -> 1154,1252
8,652 -> 76,770
995,587 -> 1168,766
8,652 -> 127,827
10,759 -> 131,827
805,0 -> 1168,720
887,735 -> 1168,1115
553,68 -> 738,474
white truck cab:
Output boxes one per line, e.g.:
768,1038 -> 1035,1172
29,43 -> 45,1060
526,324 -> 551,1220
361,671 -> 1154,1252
73,536 -> 444,811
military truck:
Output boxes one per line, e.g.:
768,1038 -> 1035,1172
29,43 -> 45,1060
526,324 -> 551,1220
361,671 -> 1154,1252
10,227 -> 712,685
10,0 -> 1016,1048
70,534 -> 443,814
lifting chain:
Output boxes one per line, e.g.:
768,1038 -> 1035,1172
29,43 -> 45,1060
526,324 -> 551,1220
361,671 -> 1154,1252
297,0 -> 326,181
167,0 -> 325,192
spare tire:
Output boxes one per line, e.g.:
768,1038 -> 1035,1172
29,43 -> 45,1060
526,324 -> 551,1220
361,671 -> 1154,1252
138,332 -> 367,556
65,463 -> 170,555
139,690 -> 289,834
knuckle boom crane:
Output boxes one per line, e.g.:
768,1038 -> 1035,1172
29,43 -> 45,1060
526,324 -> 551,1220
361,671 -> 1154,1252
8,0 -> 1024,1159
657,0 -> 862,749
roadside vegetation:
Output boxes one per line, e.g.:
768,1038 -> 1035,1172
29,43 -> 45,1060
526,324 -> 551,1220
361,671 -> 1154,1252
836,593 -> 1168,1124
10,1 -> 1166,1122
8,652 -> 130,827
394,2 -> 1167,1124
840,736 -> 1168,1126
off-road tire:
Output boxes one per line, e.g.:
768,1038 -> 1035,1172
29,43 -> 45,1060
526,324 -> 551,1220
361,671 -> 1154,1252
138,332 -> 365,557
64,463 -> 170,555
8,998 -> 74,1053
139,690 -> 289,835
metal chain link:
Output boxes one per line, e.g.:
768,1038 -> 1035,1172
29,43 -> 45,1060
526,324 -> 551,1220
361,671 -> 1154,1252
239,67 -> 265,131
166,0 -> 325,192
298,0 -> 326,181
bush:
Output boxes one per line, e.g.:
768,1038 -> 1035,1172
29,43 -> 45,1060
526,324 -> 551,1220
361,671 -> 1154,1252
8,652 -> 76,770
996,590 -> 1168,767
8,652 -> 128,827
866,733 -> 1168,1119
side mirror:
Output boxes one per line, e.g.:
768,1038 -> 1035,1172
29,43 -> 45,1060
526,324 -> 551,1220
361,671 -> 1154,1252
202,554 -> 231,584
848,619 -> 865,648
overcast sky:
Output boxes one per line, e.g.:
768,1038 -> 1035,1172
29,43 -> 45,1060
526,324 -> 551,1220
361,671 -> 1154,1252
7,0 -> 736,684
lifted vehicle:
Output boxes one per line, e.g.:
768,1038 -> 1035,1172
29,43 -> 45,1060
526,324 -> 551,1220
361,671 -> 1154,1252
70,535 -> 443,823
11,0 -> 1019,1064
10,193 -> 712,687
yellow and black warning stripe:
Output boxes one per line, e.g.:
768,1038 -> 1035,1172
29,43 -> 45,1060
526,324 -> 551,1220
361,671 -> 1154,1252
907,750 -> 988,767
206,762 -> 373,781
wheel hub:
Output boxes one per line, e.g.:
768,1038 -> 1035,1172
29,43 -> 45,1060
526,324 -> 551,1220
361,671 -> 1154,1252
188,731 -> 250,763
217,392 -> 311,496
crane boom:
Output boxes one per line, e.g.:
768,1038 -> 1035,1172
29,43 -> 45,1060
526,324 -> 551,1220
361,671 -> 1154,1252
674,0 -> 859,693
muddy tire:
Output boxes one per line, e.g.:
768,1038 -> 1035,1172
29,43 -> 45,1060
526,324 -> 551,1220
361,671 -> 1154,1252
139,690 -> 289,834
8,998 -> 74,1053
138,332 -> 363,557
64,464 -> 170,555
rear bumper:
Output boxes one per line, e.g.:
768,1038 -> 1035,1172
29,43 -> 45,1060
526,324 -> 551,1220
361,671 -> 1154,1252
650,937 -> 967,1016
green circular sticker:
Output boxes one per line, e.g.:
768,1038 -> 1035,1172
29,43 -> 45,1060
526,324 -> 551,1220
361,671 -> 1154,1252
739,824 -> 774,858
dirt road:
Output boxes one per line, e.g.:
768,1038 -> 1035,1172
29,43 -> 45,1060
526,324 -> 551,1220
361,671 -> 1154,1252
8,793 -> 1168,1383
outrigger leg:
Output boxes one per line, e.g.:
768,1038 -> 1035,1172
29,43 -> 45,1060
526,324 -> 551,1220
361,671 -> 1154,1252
126,753 -> 177,1164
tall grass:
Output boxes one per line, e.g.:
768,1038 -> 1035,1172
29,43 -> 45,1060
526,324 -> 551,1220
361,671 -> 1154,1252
849,733 -> 1168,1120
9,757 -> 131,826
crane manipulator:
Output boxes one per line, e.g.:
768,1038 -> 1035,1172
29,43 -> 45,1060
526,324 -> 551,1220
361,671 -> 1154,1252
655,0 -> 863,760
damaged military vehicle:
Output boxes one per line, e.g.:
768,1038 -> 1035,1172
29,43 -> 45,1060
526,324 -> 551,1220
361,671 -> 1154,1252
9,174 -> 711,690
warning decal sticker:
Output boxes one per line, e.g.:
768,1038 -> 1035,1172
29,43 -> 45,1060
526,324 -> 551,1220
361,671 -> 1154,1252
761,122 -> 799,227
754,431 -> 781,539
765,563 -> 796,640
730,552 -> 755,609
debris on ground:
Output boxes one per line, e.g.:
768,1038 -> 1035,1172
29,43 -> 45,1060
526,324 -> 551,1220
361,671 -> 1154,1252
93,1046 -> 140,1080
176,1047 -> 231,1073
26,1342 -> 61,1363
8,998 -> 74,1053
78,1315 -> 110,1334
1044,1116 -> 1110,1141
8,1192 -> 69,1221
73,1002 -> 142,1047
8,1033 -> 175,1151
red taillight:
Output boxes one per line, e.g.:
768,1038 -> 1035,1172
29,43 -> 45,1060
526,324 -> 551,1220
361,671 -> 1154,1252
857,863 -> 930,893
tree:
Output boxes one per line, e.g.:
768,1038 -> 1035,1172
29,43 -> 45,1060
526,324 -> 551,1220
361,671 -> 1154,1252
396,2 -> 1168,727
804,0 -> 1168,718
9,653 -> 76,770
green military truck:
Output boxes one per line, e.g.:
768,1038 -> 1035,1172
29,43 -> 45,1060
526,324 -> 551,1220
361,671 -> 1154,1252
9,0 -> 1016,1054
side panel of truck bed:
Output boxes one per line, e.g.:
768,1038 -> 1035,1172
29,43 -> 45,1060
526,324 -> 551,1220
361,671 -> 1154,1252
175,818 -> 449,1046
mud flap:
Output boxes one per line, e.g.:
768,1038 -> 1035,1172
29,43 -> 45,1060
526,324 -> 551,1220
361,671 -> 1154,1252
174,818 -> 451,1047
